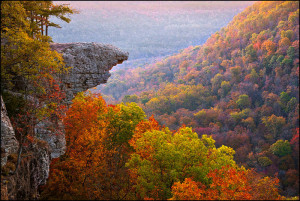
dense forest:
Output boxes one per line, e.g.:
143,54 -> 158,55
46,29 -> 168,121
41,92 -> 285,200
1,1 -> 299,200
99,1 -> 299,198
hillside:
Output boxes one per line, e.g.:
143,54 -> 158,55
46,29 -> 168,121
98,1 -> 299,197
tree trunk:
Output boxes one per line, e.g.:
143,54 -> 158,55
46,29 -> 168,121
30,11 -> 34,38
46,16 -> 48,36
40,15 -> 44,36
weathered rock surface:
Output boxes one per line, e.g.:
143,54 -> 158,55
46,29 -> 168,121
35,42 -> 128,159
35,121 -> 65,159
1,95 -> 50,200
2,140 -> 51,200
50,42 -> 129,103
1,96 -> 19,167
33,42 -> 128,159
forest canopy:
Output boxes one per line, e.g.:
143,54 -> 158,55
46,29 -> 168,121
98,1 -> 299,197
41,92 -> 284,200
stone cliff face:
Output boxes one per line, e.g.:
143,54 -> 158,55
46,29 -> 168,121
50,42 -> 129,103
1,42 -> 128,199
1,95 -> 51,200
35,42 -> 129,159
1,96 -> 19,167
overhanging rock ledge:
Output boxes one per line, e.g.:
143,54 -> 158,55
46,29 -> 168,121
50,42 -> 129,103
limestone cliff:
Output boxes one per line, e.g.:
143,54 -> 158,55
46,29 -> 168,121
50,42 -> 129,103
34,42 -> 129,159
1,96 -> 19,167
1,95 -> 50,200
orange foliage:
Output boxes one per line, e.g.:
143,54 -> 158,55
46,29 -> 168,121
171,166 -> 283,200
42,93 -> 153,200
262,40 -> 277,55
129,115 -> 161,150
171,178 -> 207,200
247,170 -> 284,200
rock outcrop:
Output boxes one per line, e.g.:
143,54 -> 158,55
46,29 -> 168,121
1,96 -> 19,167
1,139 -> 51,200
34,42 -> 128,159
50,42 -> 129,103
1,95 -> 51,200
35,121 -> 65,159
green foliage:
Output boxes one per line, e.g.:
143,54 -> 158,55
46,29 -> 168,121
105,102 -> 146,147
1,1 -> 29,31
280,91 -> 291,105
42,93 -> 146,200
276,55 -> 284,63
281,30 -> 293,40
122,94 -> 139,103
1,91 -> 26,119
287,46 -> 295,59
1,1 -> 71,94
262,115 -> 286,139
281,58 -> 293,67
258,156 -> 272,167
270,140 -> 292,157
245,44 -> 257,62
220,81 -> 231,97
211,73 -> 223,93
250,68 -> 258,82
230,108 -> 250,123
236,94 -> 251,109
21,1 -> 78,36
286,97 -> 297,113
230,66 -> 242,82
126,127 -> 236,200
1,2 -> 76,191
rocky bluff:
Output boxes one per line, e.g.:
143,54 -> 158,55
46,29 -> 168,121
50,42 -> 129,103
1,42 -> 128,199
35,42 -> 129,159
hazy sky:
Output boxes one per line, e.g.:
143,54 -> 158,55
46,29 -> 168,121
50,1 -> 255,64
56,1 -> 255,13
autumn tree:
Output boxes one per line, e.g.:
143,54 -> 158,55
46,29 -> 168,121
236,94 -> 251,109
171,167 -> 283,200
270,140 -> 292,157
170,166 -> 252,200
262,40 -> 277,55
41,93 -> 147,200
262,114 -> 286,139
126,126 -> 237,200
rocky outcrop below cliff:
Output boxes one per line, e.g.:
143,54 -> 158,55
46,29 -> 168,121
1,96 -> 50,200
1,96 -> 19,167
